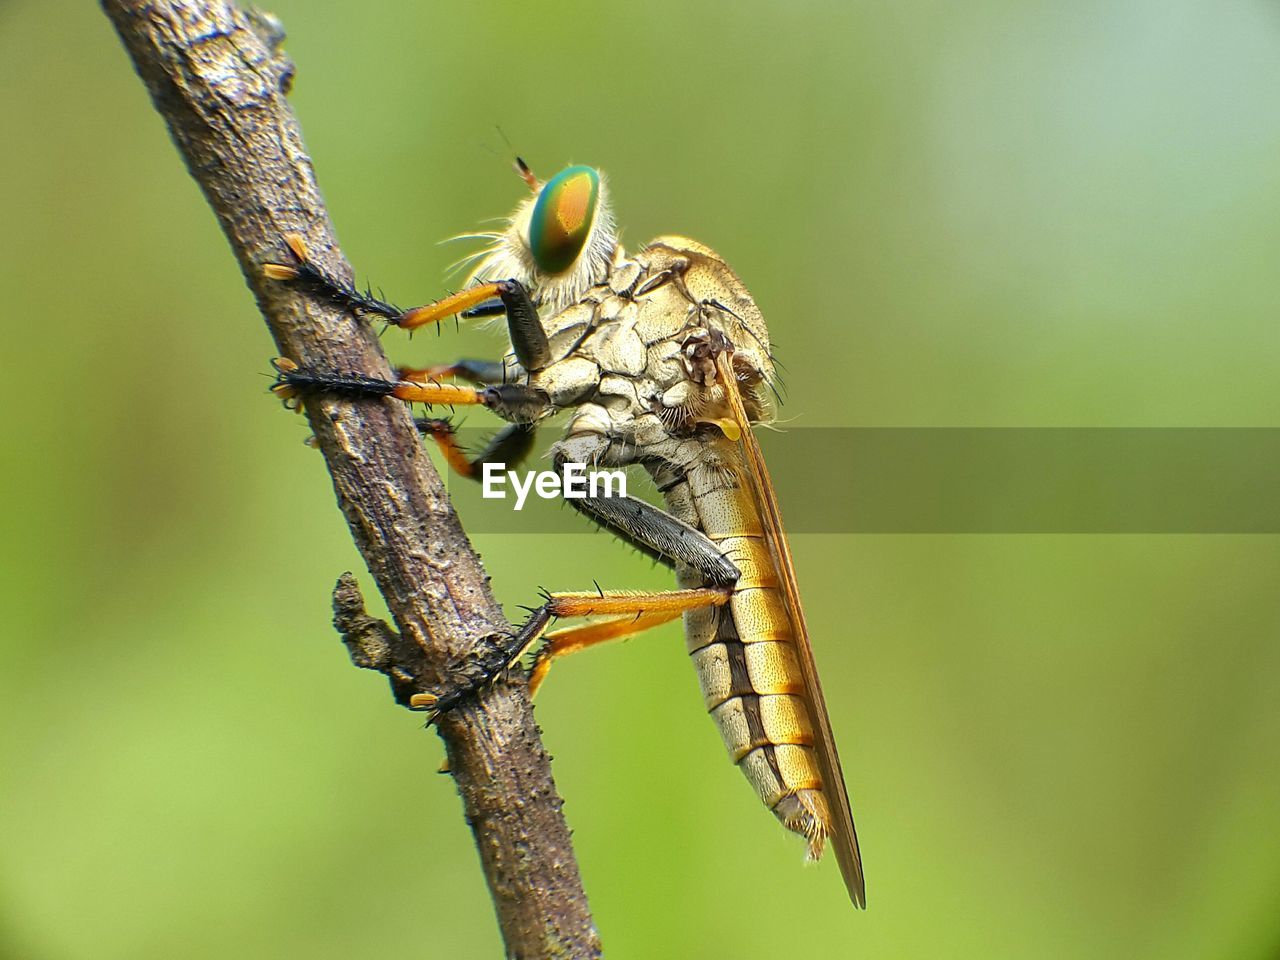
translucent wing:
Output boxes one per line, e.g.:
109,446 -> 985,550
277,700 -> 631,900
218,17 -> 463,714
714,351 -> 867,908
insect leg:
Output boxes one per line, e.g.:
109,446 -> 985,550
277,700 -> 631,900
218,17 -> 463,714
398,359 -> 512,385
397,278 -> 546,377
409,433 -> 740,715
406,484 -> 741,714
408,588 -> 732,712
262,234 -> 403,319
530,610 -> 685,696
415,420 -> 538,480
458,298 -> 507,319
270,359 -> 551,423
263,234 -> 550,371
271,362 -> 485,406
550,451 -> 740,588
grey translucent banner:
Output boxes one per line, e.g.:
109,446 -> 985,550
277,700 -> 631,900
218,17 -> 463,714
439,428 -> 1280,533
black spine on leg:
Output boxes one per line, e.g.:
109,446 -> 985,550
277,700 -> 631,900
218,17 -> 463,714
417,604 -> 552,716
291,259 -> 403,322
279,369 -> 399,400
418,624 -> 541,717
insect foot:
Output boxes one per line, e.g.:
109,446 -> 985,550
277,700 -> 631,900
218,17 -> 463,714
408,630 -> 531,723
270,358 -> 399,405
331,573 -> 518,721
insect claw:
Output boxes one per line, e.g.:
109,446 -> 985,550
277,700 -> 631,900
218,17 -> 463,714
283,232 -> 310,262
271,376 -> 299,402
263,262 -> 300,280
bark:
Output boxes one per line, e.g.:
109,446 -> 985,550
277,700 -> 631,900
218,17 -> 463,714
101,2 -> 600,956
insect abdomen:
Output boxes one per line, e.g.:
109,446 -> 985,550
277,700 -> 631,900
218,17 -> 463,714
674,462 -> 834,857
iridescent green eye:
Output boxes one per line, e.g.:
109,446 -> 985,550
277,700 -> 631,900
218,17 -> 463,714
529,166 -> 599,275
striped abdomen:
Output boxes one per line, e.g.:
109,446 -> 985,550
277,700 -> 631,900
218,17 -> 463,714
666,447 -> 834,856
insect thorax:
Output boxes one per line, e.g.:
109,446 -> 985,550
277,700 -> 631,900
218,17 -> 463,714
526,237 -> 774,441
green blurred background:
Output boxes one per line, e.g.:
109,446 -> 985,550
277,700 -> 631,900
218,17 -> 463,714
2,1 -> 1278,957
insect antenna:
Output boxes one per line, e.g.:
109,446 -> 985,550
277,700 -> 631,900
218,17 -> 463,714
492,124 -> 536,188
514,155 -> 538,191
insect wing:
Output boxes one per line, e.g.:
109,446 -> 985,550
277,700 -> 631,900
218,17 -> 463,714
714,352 -> 866,907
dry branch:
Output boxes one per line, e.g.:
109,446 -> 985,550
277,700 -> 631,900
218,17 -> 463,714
100,2 -> 600,956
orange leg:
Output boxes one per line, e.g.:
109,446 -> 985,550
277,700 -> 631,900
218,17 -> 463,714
544,588 -> 730,619
415,419 -> 536,480
407,587 -> 731,711
264,233 -> 502,329
530,610 -> 685,696
395,284 -> 510,330
398,360 -> 510,385
269,358 -> 551,427
269,358 -> 487,408
389,381 -> 486,405
263,234 -> 549,371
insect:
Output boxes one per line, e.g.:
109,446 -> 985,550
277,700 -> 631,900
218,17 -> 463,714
266,160 -> 866,906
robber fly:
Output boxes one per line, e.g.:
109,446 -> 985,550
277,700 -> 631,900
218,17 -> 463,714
266,161 -> 866,906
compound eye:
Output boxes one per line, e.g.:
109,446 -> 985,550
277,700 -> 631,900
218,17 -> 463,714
528,166 -> 599,275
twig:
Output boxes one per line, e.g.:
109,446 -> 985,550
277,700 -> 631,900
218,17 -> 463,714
100,2 -> 600,956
